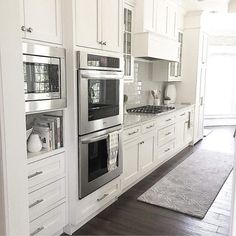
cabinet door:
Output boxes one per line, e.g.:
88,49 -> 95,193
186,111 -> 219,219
122,140 -> 139,189
155,0 -> 167,36
75,0 -> 102,49
167,0 -> 177,40
23,0 -> 62,44
143,0 -> 156,32
201,33 -> 208,64
102,0 -> 122,52
175,119 -> 185,149
139,134 -> 155,174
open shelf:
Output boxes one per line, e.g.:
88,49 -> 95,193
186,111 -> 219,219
27,147 -> 65,164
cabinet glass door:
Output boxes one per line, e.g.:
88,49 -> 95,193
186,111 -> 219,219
123,6 -> 133,80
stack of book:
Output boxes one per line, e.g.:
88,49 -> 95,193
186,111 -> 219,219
33,114 -> 63,151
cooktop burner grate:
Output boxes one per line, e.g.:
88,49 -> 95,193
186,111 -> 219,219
127,105 -> 175,114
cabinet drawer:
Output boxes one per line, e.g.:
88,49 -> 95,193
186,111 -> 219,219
158,125 -> 175,147
142,120 -> 156,134
176,111 -> 188,120
157,115 -> 175,128
76,180 -> 120,222
158,141 -> 175,161
123,125 -> 141,141
28,153 -> 65,190
29,178 -> 65,222
30,203 -> 65,236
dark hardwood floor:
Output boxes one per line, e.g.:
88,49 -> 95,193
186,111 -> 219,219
71,126 -> 235,236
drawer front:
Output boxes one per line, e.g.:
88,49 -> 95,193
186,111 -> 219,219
123,125 -> 141,141
158,125 -> 175,147
158,115 -> 175,128
176,111 -> 188,120
158,141 -> 175,161
30,203 -> 65,236
77,180 -> 120,222
142,120 -> 156,134
29,178 -> 65,222
28,153 -> 65,189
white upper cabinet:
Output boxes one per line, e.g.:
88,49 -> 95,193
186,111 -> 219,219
20,0 -> 62,44
75,0 -> 102,50
135,0 -> 180,41
75,0 -> 122,53
102,0 -> 122,52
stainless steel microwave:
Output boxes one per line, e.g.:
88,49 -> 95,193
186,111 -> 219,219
22,43 -> 66,113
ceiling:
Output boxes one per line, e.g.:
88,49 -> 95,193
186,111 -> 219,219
182,0 -> 230,12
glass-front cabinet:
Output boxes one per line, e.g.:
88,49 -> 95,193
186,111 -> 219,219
123,3 -> 134,82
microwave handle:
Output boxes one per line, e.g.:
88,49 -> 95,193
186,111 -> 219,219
82,134 -> 109,144
80,72 -> 124,80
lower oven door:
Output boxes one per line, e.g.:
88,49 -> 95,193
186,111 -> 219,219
78,70 -> 124,135
78,126 -> 123,199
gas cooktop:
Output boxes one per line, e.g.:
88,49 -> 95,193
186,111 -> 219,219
127,105 -> 175,114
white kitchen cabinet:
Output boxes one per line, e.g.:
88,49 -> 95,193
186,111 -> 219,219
75,0 -> 101,50
155,0 -> 167,36
122,139 -> 140,190
123,2 -> 134,81
167,0 -> 177,40
139,132 -> 155,174
75,0 -> 122,53
176,12 -> 208,144
20,0 -> 62,44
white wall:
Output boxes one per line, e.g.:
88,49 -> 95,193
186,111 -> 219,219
0,0 -> 30,235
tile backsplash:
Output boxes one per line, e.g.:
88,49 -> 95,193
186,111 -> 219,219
124,59 -> 164,107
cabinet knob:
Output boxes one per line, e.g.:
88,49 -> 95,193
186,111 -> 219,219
98,41 -> 103,45
103,41 -> 107,45
21,26 -> 27,32
27,27 -> 33,33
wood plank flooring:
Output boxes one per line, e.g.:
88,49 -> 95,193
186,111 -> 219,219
71,126 -> 234,236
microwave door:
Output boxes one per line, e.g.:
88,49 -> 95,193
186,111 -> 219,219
23,55 -> 61,101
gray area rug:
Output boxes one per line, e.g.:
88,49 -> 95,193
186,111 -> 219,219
138,149 -> 233,219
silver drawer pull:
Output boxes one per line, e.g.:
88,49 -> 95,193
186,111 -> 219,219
29,199 -> 44,209
165,132 -> 171,136
164,148 -> 170,153
97,193 -> 109,202
30,227 -> 44,236
146,125 -> 154,129
28,171 -> 43,179
128,130 -> 139,136
166,118 -> 172,122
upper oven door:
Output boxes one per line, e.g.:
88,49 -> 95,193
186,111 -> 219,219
23,55 -> 61,101
78,70 -> 124,135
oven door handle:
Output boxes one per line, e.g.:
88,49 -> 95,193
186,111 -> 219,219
81,134 -> 109,144
80,71 -> 124,80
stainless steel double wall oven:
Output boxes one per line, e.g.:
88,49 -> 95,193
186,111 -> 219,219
77,51 -> 124,198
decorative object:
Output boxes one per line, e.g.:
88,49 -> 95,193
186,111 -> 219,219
138,149 -> 233,219
26,127 -> 33,140
124,94 -> 128,114
27,133 -> 43,153
165,84 -> 176,104
151,90 -> 161,106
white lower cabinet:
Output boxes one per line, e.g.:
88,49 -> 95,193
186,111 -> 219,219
139,132 -> 155,174
122,123 -> 156,191
121,107 -> 194,193
27,152 -> 66,236
74,178 -> 120,225
122,139 -> 140,190
29,178 -> 65,222
30,203 -> 66,236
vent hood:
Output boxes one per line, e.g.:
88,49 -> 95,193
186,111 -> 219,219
133,32 -> 179,62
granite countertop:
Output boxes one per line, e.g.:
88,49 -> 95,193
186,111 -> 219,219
123,104 -> 194,128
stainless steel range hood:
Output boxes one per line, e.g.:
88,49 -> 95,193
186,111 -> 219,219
133,32 -> 179,62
